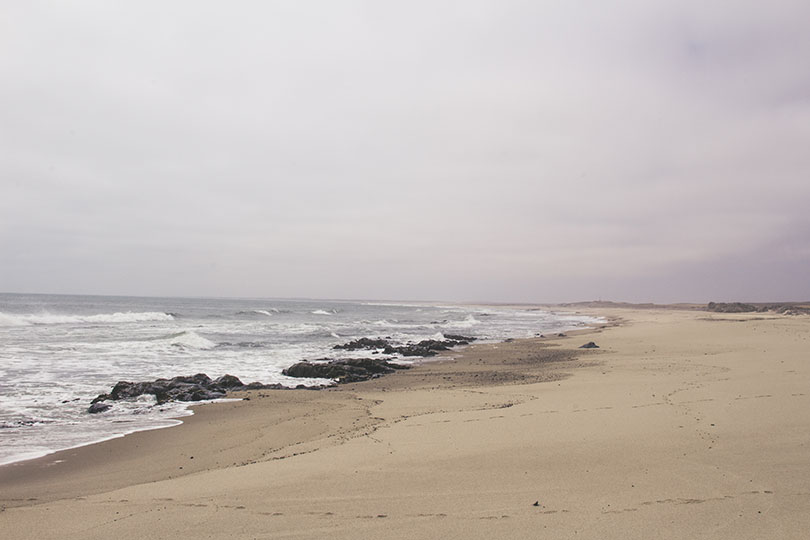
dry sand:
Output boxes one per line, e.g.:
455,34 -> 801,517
2,307 -> 809,539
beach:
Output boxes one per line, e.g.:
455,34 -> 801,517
2,306 -> 809,539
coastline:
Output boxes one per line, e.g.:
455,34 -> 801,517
3,306 -> 810,539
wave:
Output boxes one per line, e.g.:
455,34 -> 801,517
0,312 -> 29,326
445,314 -> 481,329
159,330 -> 217,350
311,309 -> 334,316
0,311 -> 175,326
236,308 -> 281,317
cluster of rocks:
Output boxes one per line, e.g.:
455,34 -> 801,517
333,334 -> 476,357
88,373 -> 282,414
86,335 -> 477,414
282,357 -> 410,384
707,302 -> 810,315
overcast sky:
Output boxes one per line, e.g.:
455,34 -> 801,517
2,1 -> 809,303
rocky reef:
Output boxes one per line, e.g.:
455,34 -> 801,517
282,357 -> 410,384
87,335 -> 477,413
88,373 -> 283,413
333,335 -> 476,357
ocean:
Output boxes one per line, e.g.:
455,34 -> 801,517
0,293 -> 603,465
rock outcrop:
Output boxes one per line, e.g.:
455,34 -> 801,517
283,358 -> 410,384
88,373 -> 282,413
333,335 -> 477,357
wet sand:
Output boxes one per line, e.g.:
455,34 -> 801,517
2,307 -> 810,539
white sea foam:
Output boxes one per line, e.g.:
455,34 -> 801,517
0,312 -> 30,326
0,311 -> 174,326
447,314 -> 481,328
162,331 -> 217,350
0,295 -> 605,466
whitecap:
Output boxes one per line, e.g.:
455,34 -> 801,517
161,331 -> 216,350
446,314 -> 481,328
0,311 -> 174,326
0,312 -> 30,326
311,310 -> 333,315
253,310 -> 273,317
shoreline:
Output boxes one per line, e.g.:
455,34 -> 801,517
0,315 -> 607,503
0,309 -> 606,469
3,306 -> 810,539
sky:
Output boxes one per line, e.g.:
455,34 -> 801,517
1,1 -> 809,303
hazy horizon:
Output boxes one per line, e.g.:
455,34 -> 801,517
3,2 -> 809,304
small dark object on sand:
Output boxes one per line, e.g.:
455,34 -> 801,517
579,342 -> 599,349
533,501 -> 540,507
557,333 -> 566,337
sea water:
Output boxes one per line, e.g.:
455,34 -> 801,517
0,293 -> 603,465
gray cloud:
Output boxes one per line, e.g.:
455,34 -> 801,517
2,1 -> 809,302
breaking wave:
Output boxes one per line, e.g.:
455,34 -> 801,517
159,331 -> 217,350
446,315 -> 481,328
0,311 -> 175,326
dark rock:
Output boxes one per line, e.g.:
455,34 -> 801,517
88,402 -> 112,414
579,342 -> 599,349
443,334 -> 477,343
334,335 -> 476,358
283,358 -> 410,384
88,372 -> 288,412
244,381 -> 284,390
214,374 -> 244,388
334,337 -> 389,351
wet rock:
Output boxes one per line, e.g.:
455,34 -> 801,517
579,342 -> 600,349
214,374 -> 244,388
442,334 -> 477,343
87,402 -> 112,414
89,373 -> 280,411
334,337 -> 389,351
283,358 -> 410,384
334,336 -> 477,357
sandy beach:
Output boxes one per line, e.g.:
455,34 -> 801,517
2,306 -> 809,539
